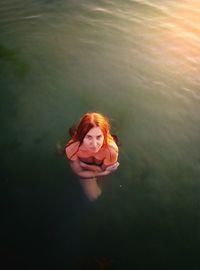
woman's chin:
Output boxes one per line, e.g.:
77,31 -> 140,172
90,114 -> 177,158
89,148 -> 99,153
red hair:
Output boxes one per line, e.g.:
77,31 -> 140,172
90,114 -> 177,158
68,112 -> 113,146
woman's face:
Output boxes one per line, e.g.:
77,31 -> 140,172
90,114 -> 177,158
83,127 -> 104,153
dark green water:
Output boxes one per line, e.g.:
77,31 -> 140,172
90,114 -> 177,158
1,0 -> 200,269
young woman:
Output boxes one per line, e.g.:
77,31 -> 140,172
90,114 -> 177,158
65,112 -> 119,201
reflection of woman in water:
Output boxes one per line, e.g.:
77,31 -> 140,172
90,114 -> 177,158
65,112 -> 119,201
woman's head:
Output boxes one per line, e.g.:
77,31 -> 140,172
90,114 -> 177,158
70,112 -> 112,152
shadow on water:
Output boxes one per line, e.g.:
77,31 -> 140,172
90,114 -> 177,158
0,43 -> 29,79
0,139 -> 94,268
1,142 -> 200,269
1,130 -> 199,269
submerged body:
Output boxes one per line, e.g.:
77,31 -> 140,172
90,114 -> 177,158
65,113 -> 119,201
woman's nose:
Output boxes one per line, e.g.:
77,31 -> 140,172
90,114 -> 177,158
91,139 -> 97,146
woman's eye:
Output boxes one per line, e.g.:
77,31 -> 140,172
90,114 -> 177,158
87,135 -> 92,140
97,135 -> 102,140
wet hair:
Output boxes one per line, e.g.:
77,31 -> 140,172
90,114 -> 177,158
65,112 -> 119,159
68,112 -> 112,145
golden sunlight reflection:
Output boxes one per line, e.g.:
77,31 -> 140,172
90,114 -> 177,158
156,1 -> 200,84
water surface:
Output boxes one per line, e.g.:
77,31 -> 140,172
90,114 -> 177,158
1,0 -> 200,268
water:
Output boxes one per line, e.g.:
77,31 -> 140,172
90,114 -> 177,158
1,0 -> 200,268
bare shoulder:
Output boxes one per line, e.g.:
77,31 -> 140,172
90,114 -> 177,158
107,139 -> 119,153
104,140 -> 119,165
65,140 -> 80,160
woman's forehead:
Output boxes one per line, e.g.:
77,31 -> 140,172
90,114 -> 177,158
86,127 -> 103,136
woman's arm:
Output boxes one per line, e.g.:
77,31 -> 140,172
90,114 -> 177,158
80,161 -> 119,173
69,159 -> 110,178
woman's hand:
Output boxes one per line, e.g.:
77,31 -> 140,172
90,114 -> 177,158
105,162 -> 120,172
69,159 -> 119,179
80,161 -> 102,172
